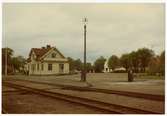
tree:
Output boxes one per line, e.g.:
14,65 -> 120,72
12,56 -> 26,73
67,57 -> 75,71
142,50 -> 164,76
67,57 -> 83,73
108,55 -> 120,70
137,48 -> 154,72
94,56 -> 106,72
67,57 -> 83,71
74,59 -> 82,71
159,51 -> 165,75
120,53 -> 130,71
148,56 -> 160,75
129,51 -> 140,72
2,48 -> 14,74
86,62 -> 93,72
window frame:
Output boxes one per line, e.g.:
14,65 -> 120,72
51,53 -> 56,58
41,64 -> 44,71
48,64 -> 52,71
37,64 -> 39,71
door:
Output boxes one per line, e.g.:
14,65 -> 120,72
59,64 -> 64,73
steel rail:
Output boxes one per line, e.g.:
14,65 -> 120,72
3,78 -> 164,101
3,81 -> 161,114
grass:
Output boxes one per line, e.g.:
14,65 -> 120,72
2,73 -> 164,82
136,75 -> 165,80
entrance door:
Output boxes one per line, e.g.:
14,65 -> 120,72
59,64 -> 64,73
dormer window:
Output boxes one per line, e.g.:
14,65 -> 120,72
52,53 -> 56,58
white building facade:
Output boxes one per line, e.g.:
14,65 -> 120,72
103,59 -> 112,73
26,45 -> 69,75
103,58 -> 126,73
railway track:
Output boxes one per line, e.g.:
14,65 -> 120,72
3,78 -> 164,101
3,81 -> 161,114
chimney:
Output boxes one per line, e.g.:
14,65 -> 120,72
46,45 -> 51,49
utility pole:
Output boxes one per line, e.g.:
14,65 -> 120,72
5,47 -> 7,76
81,18 -> 88,82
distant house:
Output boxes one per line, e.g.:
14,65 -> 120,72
114,67 -> 126,72
25,45 -> 69,75
103,59 -> 126,73
103,59 -> 112,73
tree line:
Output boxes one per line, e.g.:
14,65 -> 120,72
2,47 -> 165,76
2,48 -> 26,74
67,57 -> 94,73
93,48 -> 165,75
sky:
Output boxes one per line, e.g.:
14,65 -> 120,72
2,3 -> 165,63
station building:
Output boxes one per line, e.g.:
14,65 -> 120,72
25,45 -> 69,75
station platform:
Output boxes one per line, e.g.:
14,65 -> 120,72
3,73 -> 165,95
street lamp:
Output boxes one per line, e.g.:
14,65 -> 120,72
81,18 -> 88,82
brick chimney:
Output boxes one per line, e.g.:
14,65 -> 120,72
46,45 -> 51,49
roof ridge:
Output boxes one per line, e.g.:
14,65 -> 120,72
28,47 -> 53,61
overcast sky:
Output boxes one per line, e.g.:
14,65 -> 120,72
2,3 -> 165,63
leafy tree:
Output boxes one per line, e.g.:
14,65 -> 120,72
159,51 -> 165,75
148,56 -> 160,75
142,50 -> 164,76
67,57 -> 75,71
2,48 -> 13,57
120,53 -> 130,71
94,56 -> 106,72
108,55 -> 120,70
12,56 -> 26,73
67,57 -> 83,72
2,48 -> 14,74
74,59 -> 82,71
86,62 -> 93,72
137,48 -> 154,72
129,51 -> 140,72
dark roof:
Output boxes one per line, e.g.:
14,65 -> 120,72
32,48 -> 52,59
27,47 -> 52,62
27,46 -> 65,62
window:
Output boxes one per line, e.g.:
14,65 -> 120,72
41,64 -> 44,71
52,53 -> 56,58
106,68 -> 108,71
48,64 -> 52,71
37,64 -> 39,71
